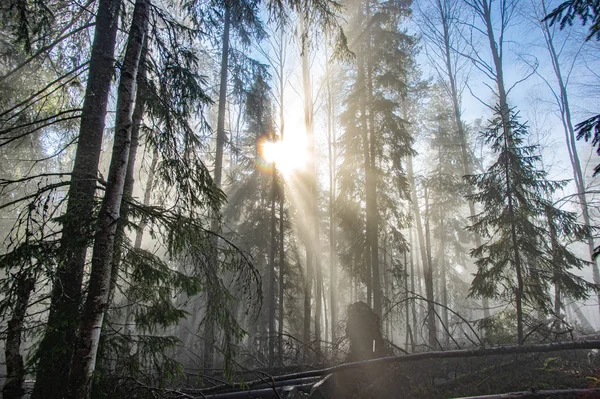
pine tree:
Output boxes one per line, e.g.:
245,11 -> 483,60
337,0 -> 414,318
465,106 -> 597,345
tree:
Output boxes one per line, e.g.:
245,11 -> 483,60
545,0 -> 600,259
423,85 -> 471,347
65,0 -> 149,396
466,106 -> 596,345
32,0 -> 121,396
337,0 -> 414,321
417,0 -> 491,319
531,0 -> 600,316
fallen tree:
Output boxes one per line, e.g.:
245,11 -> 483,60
199,339 -> 600,395
452,388 -> 600,398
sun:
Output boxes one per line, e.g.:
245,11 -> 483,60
259,131 -> 308,177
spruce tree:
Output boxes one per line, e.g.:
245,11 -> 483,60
465,106 -> 597,345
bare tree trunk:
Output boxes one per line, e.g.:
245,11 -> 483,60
363,0 -> 382,317
300,14 -> 317,347
277,26 -> 286,365
404,250 -> 415,351
67,0 -> 148,395
357,48 -> 373,310
32,0 -> 120,396
325,38 -> 338,344
423,184 -> 437,348
2,275 -> 34,399
268,162 -> 277,365
537,0 -> 600,315
203,5 -> 231,369
108,40 -> 147,305
404,96 -> 436,349
429,0 -> 490,319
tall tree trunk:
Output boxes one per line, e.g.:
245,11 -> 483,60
268,162 -> 277,365
67,0 -> 148,395
300,14 -> 316,346
436,0 -> 490,319
2,275 -> 34,399
108,40 -> 148,305
364,0 -> 382,317
325,47 -> 338,342
32,0 -> 121,396
404,250 -> 415,351
204,5 -> 231,369
403,98 -> 436,349
357,47 -> 373,310
423,184 -> 437,348
538,0 -> 600,315
547,209 -> 562,319
277,26 -> 286,365
478,0 -> 522,344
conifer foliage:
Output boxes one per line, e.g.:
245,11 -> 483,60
466,106 -> 597,345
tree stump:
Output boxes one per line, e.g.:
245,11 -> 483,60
346,301 -> 388,361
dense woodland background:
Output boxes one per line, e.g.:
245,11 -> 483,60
3,0 -> 600,397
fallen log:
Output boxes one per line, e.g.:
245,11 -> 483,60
451,388 -> 600,398
201,383 -> 313,398
200,339 -> 600,395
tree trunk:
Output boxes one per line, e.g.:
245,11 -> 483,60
277,26 -> 286,365
2,275 -> 34,399
203,5 -> 231,369
404,250 -> 415,351
538,0 -> 600,316
403,96 -> 436,349
423,184 -> 437,348
268,162 -> 277,365
32,0 -> 120,396
67,0 -> 148,395
478,0 -> 522,344
300,13 -> 316,347
325,47 -> 338,342
108,40 -> 148,305
363,0 -> 382,318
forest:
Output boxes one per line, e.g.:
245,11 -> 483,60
2,0 -> 600,398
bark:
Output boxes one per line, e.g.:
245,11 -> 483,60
67,0 -> 148,396
108,40 -> 148,305
31,0 -> 120,396
2,275 -> 34,399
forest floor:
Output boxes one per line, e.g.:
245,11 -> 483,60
306,349 -> 600,398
